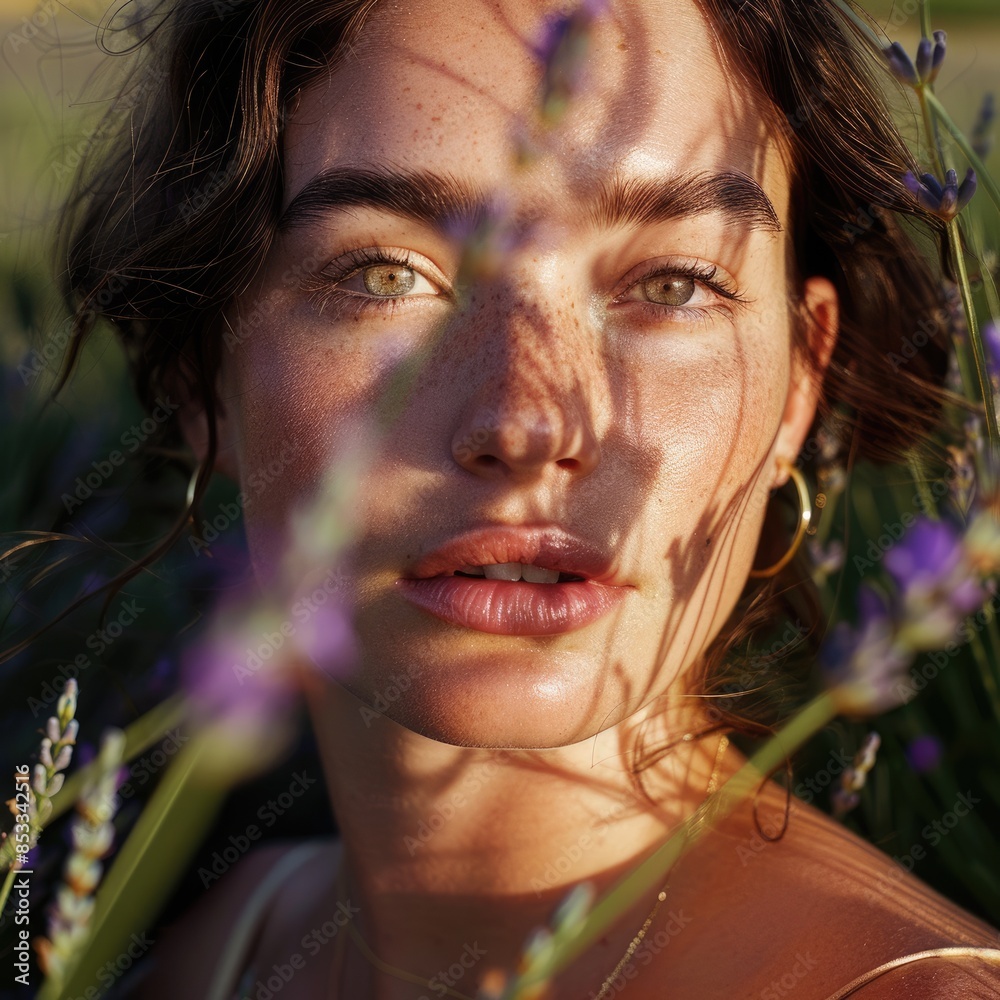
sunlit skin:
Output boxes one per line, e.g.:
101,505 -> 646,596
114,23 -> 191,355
161,0 -> 1000,997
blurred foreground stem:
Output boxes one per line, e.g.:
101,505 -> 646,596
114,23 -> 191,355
505,692 -> 837,997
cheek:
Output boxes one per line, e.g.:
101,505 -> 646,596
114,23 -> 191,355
225,320 -> 408,577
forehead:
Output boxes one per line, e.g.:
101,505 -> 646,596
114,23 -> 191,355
282,0 -> 789,223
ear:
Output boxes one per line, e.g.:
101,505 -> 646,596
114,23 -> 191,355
771,276 -> 839,487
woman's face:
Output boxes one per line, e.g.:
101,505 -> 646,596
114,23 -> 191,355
206,0 -> 836,748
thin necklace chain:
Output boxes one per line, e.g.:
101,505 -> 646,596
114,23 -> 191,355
331,734 -> 730,1000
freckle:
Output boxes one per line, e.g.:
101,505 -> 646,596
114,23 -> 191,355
431,116 -> 442,122
416,102 -> 423,109
705,537 -> 712,546
618,41 -> 627,50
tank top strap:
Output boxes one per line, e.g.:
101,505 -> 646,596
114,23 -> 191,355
821,946 -> 1000,999
205,839 -> 331,1000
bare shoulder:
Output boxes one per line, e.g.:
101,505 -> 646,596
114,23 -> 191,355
670,780 -> 1000,999
141,838 -> 340,1000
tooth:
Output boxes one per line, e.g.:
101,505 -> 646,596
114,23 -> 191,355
483,562 -> 522,581
521,564 -> 559,584
457,565 -> 486,576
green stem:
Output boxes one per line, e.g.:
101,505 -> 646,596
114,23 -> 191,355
969,632 -> 1000,719
919,90 -> 947,179
908,454 -> 939,521
0,866 -> 17,922
947,216 -> 1000,453
509,693 -> 838,994
919,0 -> 933,43
925,91 -> 1000,217
830,0 -> 884,50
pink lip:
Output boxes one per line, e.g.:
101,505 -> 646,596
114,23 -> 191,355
404,525 -> 628,585
396,525 -> 631,635
395,576 -> 628,635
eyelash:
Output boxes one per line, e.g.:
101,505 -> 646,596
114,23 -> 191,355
301,247 -> 445,320
301,248 -> 746,323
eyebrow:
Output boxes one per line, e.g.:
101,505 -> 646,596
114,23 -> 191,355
278,166 -> 781,236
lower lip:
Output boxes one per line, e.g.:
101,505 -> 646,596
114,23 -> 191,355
395,576 -> 629,635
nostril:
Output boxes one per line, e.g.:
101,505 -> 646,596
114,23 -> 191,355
557,458 -> 580,470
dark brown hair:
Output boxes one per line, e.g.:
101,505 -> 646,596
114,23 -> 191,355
43,0 -> 954,743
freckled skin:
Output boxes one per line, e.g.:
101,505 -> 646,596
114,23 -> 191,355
214,0 -> 828,750
156,1 -> 999,998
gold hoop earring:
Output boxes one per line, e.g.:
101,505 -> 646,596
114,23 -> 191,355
748,460 -> 812,579
185,457 -> 211,511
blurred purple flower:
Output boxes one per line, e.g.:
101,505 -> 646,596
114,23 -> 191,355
903,168 -> 977,222
906,734 -> 944,773
983,321 -> 1000,384
972,92 -> 996,160
533,0 -> 608,123
884,517 -> 964,592
822,593 -> 911,714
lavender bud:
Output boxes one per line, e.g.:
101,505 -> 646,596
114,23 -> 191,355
929,30 -> 947,83
921,172 -> 944,199
46,718 -> 60,743
938,168 -> 959,217
53,745 -> 74,773
915,37 -> 933,82
884,42 -> 918,86
957,168 -> 978,211
47,774 -> 64,797
57,680 -> 78,728
33,763 -> 47,796
63,720 -> 79,744
972,93 -> 995,159
40,738 -> 53,769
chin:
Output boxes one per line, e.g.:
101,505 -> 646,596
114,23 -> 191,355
335,626 -> 662,749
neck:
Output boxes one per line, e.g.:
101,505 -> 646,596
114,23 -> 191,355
305,679 -> 727,997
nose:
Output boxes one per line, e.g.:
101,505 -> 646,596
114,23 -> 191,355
450,287 -> 603,482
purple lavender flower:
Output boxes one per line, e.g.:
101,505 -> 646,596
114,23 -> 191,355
884,32 -> 946,88
884,517 -> 964,592
983,321 -> 1000,384
533,0 -> 608,123
972,93 -> 996,160
903,168 -> 977,221
906,734 -> 943,773
822,593 -> 911,714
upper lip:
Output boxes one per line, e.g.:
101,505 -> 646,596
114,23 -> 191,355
403,526 -> 630,586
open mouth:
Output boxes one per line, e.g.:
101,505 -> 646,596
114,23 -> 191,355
451,563 -> 587,584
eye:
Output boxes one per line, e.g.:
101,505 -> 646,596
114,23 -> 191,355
301,246 -> 451,318
612,260 -> 745,319
629,275 -> 696,307
339,261 -> 441,298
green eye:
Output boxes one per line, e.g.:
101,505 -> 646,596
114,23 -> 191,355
640,275 -> 695,306
363,265 -> 417,296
